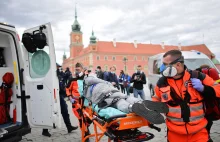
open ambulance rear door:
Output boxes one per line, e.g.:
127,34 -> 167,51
22,23 -> 61,129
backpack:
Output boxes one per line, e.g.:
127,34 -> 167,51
0,73 -> 14,124
199,68 -> 220,121
201,67 -> 219,81
157,70 -> 220,121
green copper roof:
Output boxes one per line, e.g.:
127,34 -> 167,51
90,29 -> 96,44
72,4 -> 81,32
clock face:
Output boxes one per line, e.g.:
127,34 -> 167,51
75,35 -> 80,41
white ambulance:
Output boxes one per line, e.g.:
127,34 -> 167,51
0,22 -> 61,141
148,50 -> 220,97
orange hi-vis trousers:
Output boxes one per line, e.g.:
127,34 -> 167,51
167,128 -> 208,142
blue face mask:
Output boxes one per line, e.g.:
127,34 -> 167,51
160,64 -> 166,73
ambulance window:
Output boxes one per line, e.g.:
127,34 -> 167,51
28,46 -> 51,78
153,59 -> 161,74
184,59 -> 216,71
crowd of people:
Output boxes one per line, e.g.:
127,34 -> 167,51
95,65 -> 147,98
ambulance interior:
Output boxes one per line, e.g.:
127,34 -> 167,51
0,31 -> 22,132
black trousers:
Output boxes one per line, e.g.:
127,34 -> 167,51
59,94 -> 72,128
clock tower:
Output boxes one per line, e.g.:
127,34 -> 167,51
70,5 -> 83,58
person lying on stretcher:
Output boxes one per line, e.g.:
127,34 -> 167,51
66,63 -> 168,125
83,75 -> 168,124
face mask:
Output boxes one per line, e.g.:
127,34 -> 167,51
111,71 -> 115,74
160,64 -> 166,73
162,65 -> 178,77
78,72 -> 84,77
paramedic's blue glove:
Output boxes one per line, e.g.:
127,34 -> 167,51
69,97 -> 75,104
190,78 -> 204,92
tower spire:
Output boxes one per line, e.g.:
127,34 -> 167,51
75,2 -> 77,20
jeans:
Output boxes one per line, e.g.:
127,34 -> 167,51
59,95 -> 72,128
133,88 -> 145,100
125,86 -> 130,96
119,84 -> 125,93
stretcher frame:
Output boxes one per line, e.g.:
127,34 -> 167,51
76,97 -> 160,142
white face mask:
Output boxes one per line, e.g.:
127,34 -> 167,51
111,71 -> 115,74
78,72 -> 84,77
162,65 -> 178,77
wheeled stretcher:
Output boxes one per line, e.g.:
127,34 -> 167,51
76,96 -> 161,142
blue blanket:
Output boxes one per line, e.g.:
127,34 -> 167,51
83,98 -> 126,119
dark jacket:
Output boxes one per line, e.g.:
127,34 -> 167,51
64,70 -> 72,84
130,72 -> 146,90
97,70 -> 104,80
118,73 -> 125,84
104,72 -> 119,88
57,69 -> 66,96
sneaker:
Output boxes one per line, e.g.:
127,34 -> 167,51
42,129 -> 51,137
132,103 -> 165,124
142,100 -> 169,113
67,126 -> 78,133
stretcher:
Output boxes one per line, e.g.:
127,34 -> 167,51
76,96 -> 161,142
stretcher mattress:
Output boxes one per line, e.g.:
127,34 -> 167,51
83,98 -> 126,119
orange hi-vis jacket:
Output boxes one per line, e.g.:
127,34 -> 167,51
66,78 -> 84,101
152,69 -> 220,135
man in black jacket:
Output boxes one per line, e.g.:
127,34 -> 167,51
42,63 -> 78,137
96,66 -> 104,80
130,65 -> 146,100
64,67 -> 72,85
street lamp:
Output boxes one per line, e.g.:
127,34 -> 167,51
123,57 -> 128,72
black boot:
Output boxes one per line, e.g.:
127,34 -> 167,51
67,125 -> 78,133
42,129 -> 51,137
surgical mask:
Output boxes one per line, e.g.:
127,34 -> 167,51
111,71 -> 115,74
78,72 -> 84,77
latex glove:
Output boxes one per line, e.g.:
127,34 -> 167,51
69,97 -> 75,103
190,78 -> 204,92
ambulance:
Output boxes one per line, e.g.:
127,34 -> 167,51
148,50 -> 220,97
0,22 -> 61,141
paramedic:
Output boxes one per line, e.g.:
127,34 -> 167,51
152,50 -> 220,142
66,63 -> 88,130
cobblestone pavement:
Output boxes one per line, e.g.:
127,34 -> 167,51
21,85 -> 220,142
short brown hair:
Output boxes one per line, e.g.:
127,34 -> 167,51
75,62 -> 83,68
163,50 -> 182,60
110,66 -> 116,70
